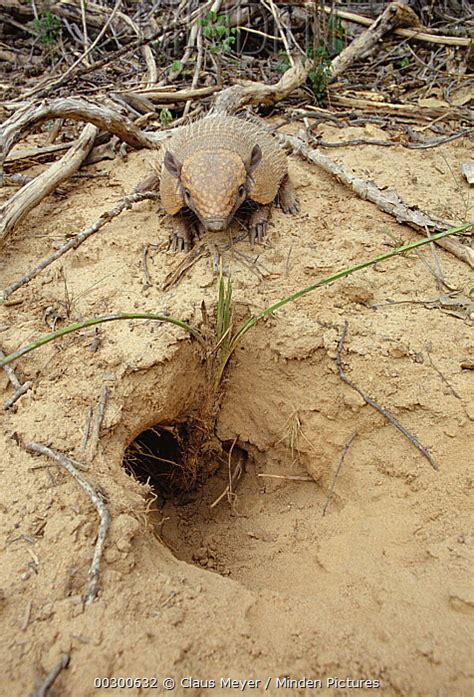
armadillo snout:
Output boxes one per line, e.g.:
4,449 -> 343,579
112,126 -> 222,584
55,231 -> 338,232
204,218 -> 227,232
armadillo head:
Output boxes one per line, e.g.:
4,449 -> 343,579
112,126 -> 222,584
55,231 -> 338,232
164,145 -> 262,232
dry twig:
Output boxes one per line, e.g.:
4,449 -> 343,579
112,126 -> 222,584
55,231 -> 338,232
258,473 -> 314,481
336,322 -> 439,471
1,346 -> 32,409
29,653 -> 70,697
0,123 -> 99,244
292,1 -> 472,46
282,131 -> 473,268
213,55 -> 312,114
329,2 -> 421,80
426,346 -> 462,400
86,385 -> 111,461
210,439 -> 245,508
0,97 -> 160,173
327,95 -> 471,123
21,441 -> 110,604
322,431 -> 357,516
0,191 -> 159,303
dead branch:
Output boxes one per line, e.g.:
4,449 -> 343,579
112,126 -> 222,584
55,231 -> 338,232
21,441 -> 110,605
5,142 -> 75,165
257,473 -> 314,481
281,131 -> 474,268
0,123 -> 99,245
327,95 -> 472,123
213,55 -> 312,114
120,85 -> 219,104
162,242 -> 209,290
328,5 -> 472,47
289,1 -> 472,47
426,347 -> 462,400
80,406 -> 94,453
330,2 -> 421,80
0,191 -> 159,303
368,293 -> 474,322
0,97 -> 160,172
336,322 -> 439,471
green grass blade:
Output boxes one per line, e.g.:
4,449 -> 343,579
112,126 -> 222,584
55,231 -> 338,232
217,274 -> 225,340
0,312 -> 205,368
230,224 -> 471,351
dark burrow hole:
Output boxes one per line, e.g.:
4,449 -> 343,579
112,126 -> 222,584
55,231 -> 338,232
123,421 -> 260,580
123,423 -> 194,500
123,422 -> 247,510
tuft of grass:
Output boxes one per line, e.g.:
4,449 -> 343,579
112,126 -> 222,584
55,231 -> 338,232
276,409 -> 315,467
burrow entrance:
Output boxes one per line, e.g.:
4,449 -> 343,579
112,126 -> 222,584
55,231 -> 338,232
123,422 -> 195,499
122,418 -> 244,502
122,417 -> 331,593
119,343 -> 358,592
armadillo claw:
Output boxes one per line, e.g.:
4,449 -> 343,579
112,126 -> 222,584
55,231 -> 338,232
170,234 -> 189,253
279,175 -> 300,215
281,198 -> 300,215
249,221 -> 268,245
248,205 -> 271,245
169,218 -> 194,253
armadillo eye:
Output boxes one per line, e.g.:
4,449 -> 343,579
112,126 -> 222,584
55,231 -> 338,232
183,188 -> 191,203
238,185 -> 246,198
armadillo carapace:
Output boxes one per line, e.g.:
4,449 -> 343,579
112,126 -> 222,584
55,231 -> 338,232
160,113 -> 299,251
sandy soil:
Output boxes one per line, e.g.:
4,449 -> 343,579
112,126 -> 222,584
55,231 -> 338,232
0,123 -> 472,697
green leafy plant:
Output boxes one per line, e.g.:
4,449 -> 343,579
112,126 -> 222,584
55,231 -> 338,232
307,47 -> 332,104
159,108 -> 173,126
170,60 -> 184,73
199,11 -> 239,55
309,14 -> 345,103
326,15 -> 345,57
32,10 -> 61,47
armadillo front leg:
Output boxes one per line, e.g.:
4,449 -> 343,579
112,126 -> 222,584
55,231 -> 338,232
248,205 -> 272,245
170,216 -> 195,252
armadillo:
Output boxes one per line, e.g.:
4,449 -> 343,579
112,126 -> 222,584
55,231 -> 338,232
158,113 -> 299,251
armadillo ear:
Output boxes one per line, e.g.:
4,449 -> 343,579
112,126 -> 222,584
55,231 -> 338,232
164,151 -> 182,178
245,144 -> 262,176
